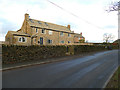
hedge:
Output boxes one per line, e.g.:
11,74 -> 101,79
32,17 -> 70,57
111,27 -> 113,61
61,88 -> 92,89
2,45 -> 66,64
74,45 -> 107,55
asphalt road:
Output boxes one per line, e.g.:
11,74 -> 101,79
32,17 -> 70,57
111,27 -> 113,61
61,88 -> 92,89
2,50 -> 118,88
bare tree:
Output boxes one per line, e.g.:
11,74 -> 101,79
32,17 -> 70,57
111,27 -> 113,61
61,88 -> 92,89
103,33 -> 114,43
106,1 -> 120,12
106,1 -> 120,48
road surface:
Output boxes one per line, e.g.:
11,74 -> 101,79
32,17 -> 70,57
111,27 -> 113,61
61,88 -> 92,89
2,50 -> 118,88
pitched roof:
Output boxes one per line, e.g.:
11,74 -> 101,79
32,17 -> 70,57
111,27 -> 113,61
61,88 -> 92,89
8,31 -> 30,37
28,19 -> 71,32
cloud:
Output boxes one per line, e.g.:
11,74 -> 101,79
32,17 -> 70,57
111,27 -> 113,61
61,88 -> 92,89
0,0 -> 118,42
104,25 -> 117,29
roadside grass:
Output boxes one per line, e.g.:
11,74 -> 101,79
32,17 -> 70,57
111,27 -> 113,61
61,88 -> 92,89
105,66 -> 120,89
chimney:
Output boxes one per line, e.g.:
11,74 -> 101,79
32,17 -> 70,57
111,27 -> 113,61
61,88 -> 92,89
25,13 -> 29,21
67,25 -> 70,30
80,32 -> 82,35
71,31 -> 74,33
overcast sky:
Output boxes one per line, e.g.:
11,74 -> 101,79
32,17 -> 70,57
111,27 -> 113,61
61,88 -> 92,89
0,0 -> 119,42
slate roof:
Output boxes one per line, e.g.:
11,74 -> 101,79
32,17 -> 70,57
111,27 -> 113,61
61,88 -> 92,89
28,19 -> 71,32
8,31 -> 30,37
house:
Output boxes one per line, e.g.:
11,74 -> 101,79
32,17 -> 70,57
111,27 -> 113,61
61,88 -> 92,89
5,13 -> 85,46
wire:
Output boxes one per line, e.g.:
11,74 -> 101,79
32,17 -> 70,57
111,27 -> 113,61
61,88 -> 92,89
46,0 -> 105,30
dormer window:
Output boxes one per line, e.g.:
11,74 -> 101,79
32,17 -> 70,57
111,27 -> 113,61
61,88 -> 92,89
38,21 -> 42,24
29,19 -> 34,23
44,22 -> 48,26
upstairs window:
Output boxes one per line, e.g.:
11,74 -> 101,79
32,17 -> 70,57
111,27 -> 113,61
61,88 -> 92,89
60,32 -> 63,36
38,21 -> 42,24
18,37 -> 26,42
42,29 -> 45,34
36,28 -> 38,33
49,31 -> 53,35
48,39 -> 52,44
45,22 -> 48,26
68,33 -> 71,37
29,19 -> 34,23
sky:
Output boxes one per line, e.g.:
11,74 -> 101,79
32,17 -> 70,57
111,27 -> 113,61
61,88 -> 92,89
0,0 -> 119,42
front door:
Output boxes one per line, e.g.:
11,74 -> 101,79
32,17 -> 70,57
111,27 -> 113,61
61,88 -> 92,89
40,37 -> 43,45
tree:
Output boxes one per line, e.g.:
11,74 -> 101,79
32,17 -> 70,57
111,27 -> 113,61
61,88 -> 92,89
106,1 -> 120,12
106,1 -> 120,48
103,33 -> 114,43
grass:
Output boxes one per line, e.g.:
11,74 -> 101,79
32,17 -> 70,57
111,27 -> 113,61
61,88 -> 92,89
105,66 -> 120,89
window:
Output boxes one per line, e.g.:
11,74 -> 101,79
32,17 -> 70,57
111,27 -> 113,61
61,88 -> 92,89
36,28 -> 38,33
42,29 -> 45,34
34,39 -> 36,42
22,37 -> 25,42
38,21 -> 42,24
45,22 -> 48,26
60,32 -> 63,36
68,33 -> 71,37
48,39 -> 52,44
29,19 -> 34,23
49,31 -> 53,35
19,38 -> 21,42
60,41 -> 64,43
6,37 -> 9,41
18,37 -> 26,42
68,41 -> 71,43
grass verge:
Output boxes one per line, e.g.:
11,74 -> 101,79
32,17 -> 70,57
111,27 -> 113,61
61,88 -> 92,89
105,66 -> 120,89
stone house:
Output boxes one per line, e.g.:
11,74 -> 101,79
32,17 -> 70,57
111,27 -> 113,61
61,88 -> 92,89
5,13 -> 85,46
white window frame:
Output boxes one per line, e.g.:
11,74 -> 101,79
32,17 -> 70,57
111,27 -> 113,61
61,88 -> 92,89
18,37 -> 22,42
49,30 -> 53,35
18,37 -> 27,43
48,39 -> 52,44
41,29 -> 46,34
36,28 -> 38,33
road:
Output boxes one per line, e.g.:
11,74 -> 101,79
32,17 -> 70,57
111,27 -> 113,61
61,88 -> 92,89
2,50 -> 118,88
